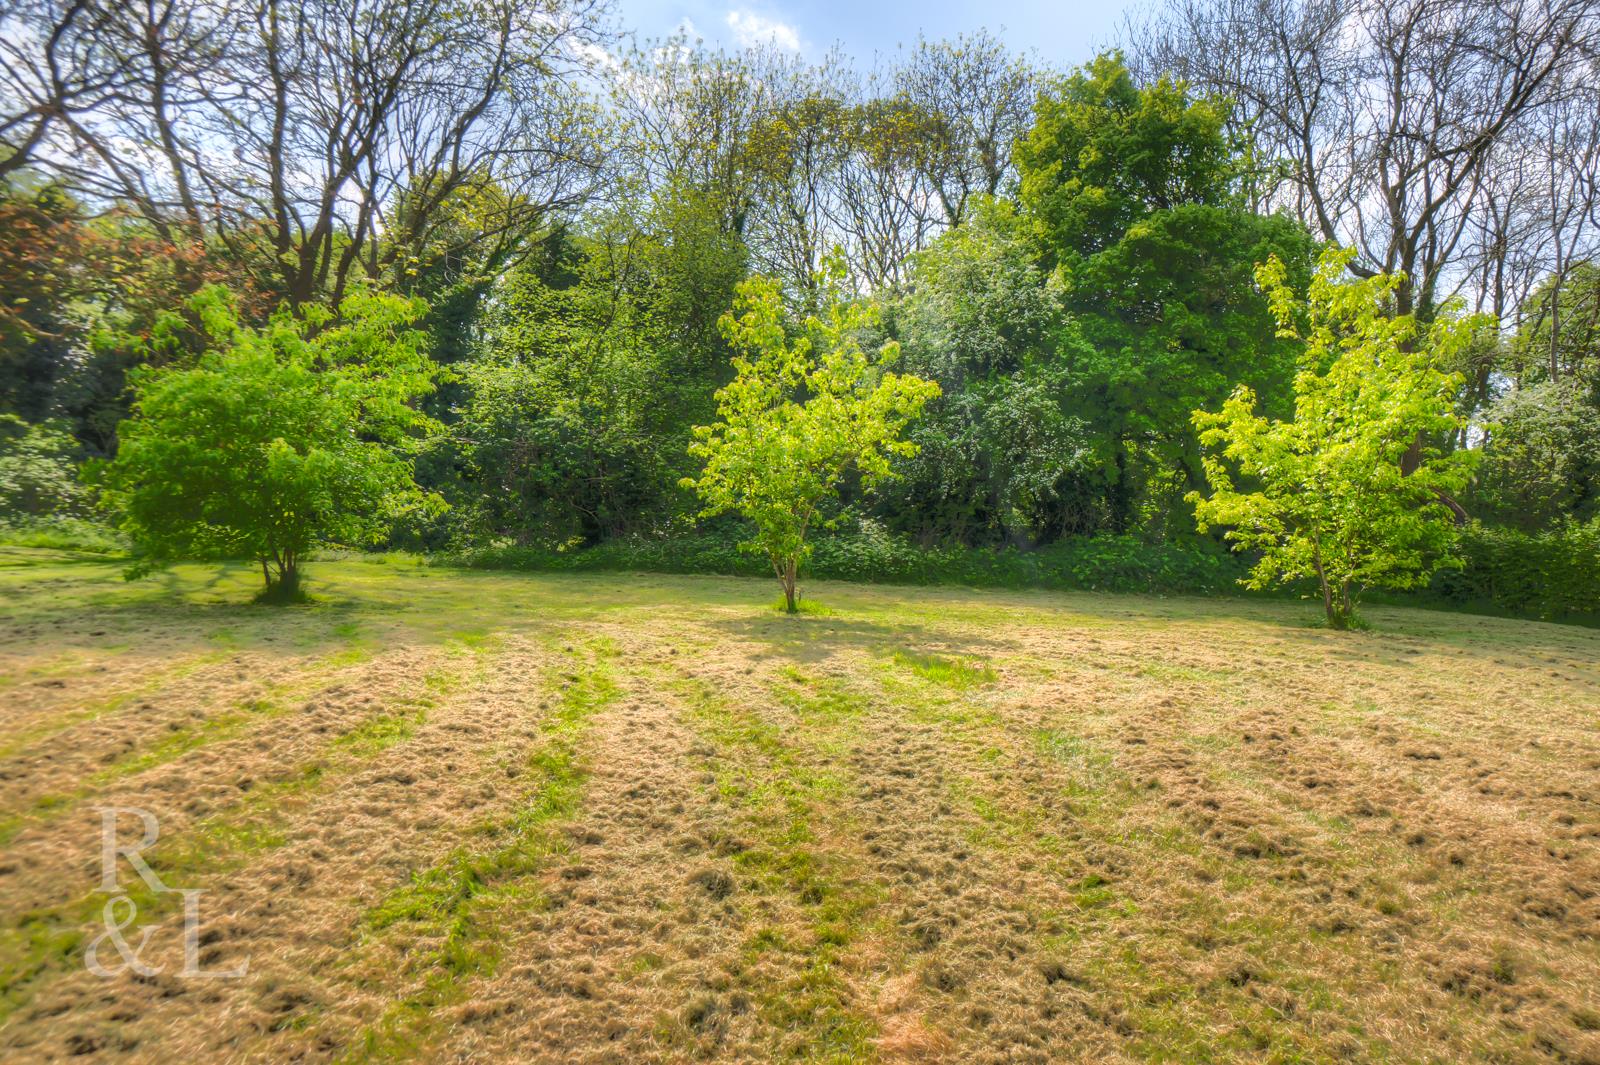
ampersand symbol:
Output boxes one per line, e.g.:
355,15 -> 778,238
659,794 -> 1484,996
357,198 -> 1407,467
84,895 -> 160,977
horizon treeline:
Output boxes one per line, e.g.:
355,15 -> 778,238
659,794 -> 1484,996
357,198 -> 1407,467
2,0 -> 1597,556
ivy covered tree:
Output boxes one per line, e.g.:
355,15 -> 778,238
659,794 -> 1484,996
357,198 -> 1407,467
1189,249 -> 1482,628
92,287 -> 444,600
683,269 -> 939,612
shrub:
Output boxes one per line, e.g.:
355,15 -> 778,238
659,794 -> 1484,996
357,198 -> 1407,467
1431,520 -> 1600,621
0,515 -> 125,553
443,530 -> 1249,597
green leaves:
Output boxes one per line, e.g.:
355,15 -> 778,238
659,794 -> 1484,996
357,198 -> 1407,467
1017,52 -> 1240,263
682,274 -> 939,607
90,285 -> 445,592
1013,52 -> 1316,537
0,415 -> 88,519
1189,249 -> 1484,626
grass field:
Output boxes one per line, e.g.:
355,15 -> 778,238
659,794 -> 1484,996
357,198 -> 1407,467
2,547 -> 1599,1063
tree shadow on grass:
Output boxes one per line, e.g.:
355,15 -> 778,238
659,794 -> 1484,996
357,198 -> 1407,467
0,562 -> 481,666
704,610 -> 1015,667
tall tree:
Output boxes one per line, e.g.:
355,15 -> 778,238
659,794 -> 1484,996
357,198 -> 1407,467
1017,52 -> 1316,534
2,0 -> 609,307
895,32 -> 1036,227
1133,0 -> 1597,322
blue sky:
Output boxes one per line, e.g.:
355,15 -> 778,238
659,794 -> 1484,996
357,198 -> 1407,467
609,0 -> 1145,69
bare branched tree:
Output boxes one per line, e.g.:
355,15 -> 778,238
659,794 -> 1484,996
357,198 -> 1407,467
1132,0 -> 1599,321
2,0 -> 611,306
894,31 -> 1036,227
605,33 -> 1039,297
0,0 -> 146,180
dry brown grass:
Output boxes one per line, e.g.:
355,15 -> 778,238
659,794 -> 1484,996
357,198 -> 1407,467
1,550 -> 1598,1063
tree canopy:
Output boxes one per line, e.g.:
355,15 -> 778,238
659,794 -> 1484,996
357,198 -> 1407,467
92,287 -> 443,597
1190,250 -> 1484,627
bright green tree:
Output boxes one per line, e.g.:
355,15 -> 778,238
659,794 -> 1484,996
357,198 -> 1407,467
683,269 -> 939,612
92,286 -> 444,600
1188,249 -> 1482,628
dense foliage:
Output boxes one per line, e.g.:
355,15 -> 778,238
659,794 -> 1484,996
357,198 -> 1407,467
1,0 -> 1596,621
91,288 -> 442,597
449,529 -> 1251,596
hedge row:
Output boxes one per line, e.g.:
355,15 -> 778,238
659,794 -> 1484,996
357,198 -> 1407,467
446,532 -> 1253,596
1430,520 -> 1600,621
446,522 -> 1600,623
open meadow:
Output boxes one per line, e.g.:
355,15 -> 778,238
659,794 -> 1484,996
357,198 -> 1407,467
0,549 -> 1598,1063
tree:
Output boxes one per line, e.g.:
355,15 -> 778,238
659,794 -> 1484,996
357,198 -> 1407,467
1189,248 -> 1481,628
1472,379 -> 1600,531
885,198 -> 1100,546
1511,263 -> 1600,388
895,32 -> 1036,228
458,188 -> 747,546
91,286 -> 443,599
1133,0 -> 1595,322
0,174 -> 251,449
683,269 -> 939,612
3,0 -> 608,308
1016,52 -> 1316,534
0,0 -> 143,181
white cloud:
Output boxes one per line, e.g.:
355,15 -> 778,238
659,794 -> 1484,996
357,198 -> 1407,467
725,8 -> 801,52
572,38 -> 621,76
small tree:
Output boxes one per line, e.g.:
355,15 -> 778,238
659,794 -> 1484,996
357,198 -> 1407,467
684,271 -> 939,612
1188,248 -> 1481,628
92,286 -> 443,600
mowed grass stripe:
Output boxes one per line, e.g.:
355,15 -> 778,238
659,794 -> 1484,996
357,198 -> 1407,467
0,644 -> 409,847
329,636 -> 621,1063
862,634 -> 1522,1063
656,650 -> 892,1064
0,639 -> 492,1026
0,649 -> 234,763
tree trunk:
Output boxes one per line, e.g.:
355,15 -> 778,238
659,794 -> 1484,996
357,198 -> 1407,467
1314,546 -> 1352,630
1108,448 -> 1132,534
259,549 -> 302,603
1320,574 -> 1356,630
279,553 -> 299,597
1318,569 -> 1340,629
778,556 -> 799,614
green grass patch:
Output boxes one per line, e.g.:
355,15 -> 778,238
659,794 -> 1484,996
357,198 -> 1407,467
889,650 -> 996,688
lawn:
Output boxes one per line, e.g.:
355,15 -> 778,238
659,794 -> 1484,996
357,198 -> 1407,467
1,548 -> 1599,1063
